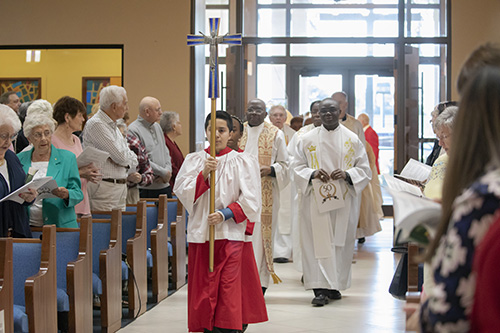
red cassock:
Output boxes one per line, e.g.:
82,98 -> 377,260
365,126 -> 380,174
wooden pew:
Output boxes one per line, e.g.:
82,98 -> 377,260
169,198 -> 187,290
13,225 -> 57,333
33,217 -> 93,333
90,210 -> 122,333
94,201 -> 147,319
135,195 -> 170,303
0,238 -> 13,333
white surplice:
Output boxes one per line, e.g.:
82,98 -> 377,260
273,124 -> 296,259
292,124 -> 371,291
173,149 -> 262,243
243,122 -> 289,288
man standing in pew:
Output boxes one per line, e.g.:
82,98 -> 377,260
83,86 -> 140,211
128,96 -> 173,198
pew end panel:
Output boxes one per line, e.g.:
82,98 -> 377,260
0,238 -> 13,333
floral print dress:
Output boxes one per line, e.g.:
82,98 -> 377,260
420,169 -> 500,332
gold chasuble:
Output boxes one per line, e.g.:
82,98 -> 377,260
240,122 -> 282,284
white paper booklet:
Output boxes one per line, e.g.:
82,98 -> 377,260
36,179 -> 59,199
400,158 -> 432,182
0,176 -> 53,204
387,188 -> 441,245
77,146 -> 110,168
312,179 -> 345,213
383,174 -> 423,197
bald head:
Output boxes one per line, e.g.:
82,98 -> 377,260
357,113 -> 369,127
139,96 -> 162,123
331,91 -> 348,119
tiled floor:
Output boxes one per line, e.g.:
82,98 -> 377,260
121,219 -> 406,332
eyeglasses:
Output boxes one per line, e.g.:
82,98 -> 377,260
319,107 -> 340,114
437,133 -> 451,141
247,107 -> 265,114
31,130 -> 52,140
0,132 -> 17,141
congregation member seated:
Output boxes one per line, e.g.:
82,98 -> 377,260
160,111 -> 185,190
17,112 -> 83,228
82,85 -> 139,211
0,104 -> 36,238
52,96 -> 101,218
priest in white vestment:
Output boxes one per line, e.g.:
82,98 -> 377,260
239,98 -> 289,293
292,98 -> 371,306
269,105 -> 296,263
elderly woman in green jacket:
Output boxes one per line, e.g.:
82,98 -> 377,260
17,111 -> 83,228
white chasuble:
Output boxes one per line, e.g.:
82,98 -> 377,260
292,124 -> 371,290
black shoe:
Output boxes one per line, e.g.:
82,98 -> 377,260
262,287 -> 267,296
358,237 -> 366,244
328,289 -> 342,300
273,257 -> 289,263
311,294 -> 329,306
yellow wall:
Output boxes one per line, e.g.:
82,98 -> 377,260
0,1 -> 191,153
451,0 -> 500,99
0,49 -> 121,103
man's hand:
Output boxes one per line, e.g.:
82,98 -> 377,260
330,169 -> 346,181
52,187 -> 69,200
313,169 -> 331,183
19,188 -> 37,202
260,165 -> 272,177
207,212 -> 224,225
127,172 -> 142,184
202,156 -> 218,180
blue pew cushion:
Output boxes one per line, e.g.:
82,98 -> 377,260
13,304 -> 29,333
57,288 -> 70,312
168,241 -> 173,257
92,273 -> 102,295
146,249 -> 153,268
122,260 -> 129,281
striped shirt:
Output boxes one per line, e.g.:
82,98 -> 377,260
82,110 -> 138,179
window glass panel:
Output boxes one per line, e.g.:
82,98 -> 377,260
290,43 -> 394,57
419,64 -> 440,139
291,0 -> 398,3
291,8 -> 398,37
258,44 -> 287,57
411,0 -> 439,4
405,8 -> 446,37
355,75 -> 395,175
206,0 -> 229,4
258,9 -> 287,37
299,74 -> 342,116
257,64 -> 287,108
205,10 -> 229,57
258,0 -> 286,4
205,64 -> 226,117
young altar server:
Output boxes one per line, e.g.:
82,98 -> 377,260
174,111 -> 268,333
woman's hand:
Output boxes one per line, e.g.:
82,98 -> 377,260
52,187 -> 69,200
207,212 -> 224,225
19,188 -> 37,203
202,156 -> 218,180
313,169 -> 330,183
79,163 -> 102,183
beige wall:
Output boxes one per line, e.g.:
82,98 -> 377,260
451,0 -> 500,99
0,1 -> 191,153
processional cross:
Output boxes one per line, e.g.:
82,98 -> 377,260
187,18 -> 242,272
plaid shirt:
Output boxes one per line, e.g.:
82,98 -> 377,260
126,133 -> 154,187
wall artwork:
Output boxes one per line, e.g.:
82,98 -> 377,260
0,78 -> 41,102
82,77 -> 110,115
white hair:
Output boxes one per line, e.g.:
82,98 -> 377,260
23,113 -> 56,138
160,111 -> 179,133
99,86 -> 127,111
269,105 -> 286,116
26,99 -> 53,118
0,104 -> 22,133
434,106 -> 459,132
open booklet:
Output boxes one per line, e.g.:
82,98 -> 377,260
77,146 -> 110,168
0,176 -> 54,204
384,175 -> 441,245
396,158 -> 432,187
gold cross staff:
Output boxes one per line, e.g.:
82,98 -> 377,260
187,18 -> 242,272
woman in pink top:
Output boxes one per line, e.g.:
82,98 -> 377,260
52,96 -> 100,217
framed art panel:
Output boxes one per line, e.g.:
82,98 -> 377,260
82,77 -> 110,115
0,78 -> 41,102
